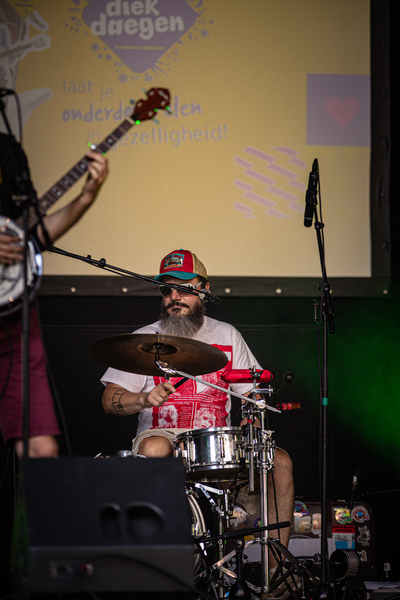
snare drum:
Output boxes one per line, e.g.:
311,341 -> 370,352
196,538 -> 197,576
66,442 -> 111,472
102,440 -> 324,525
176,427 -> 248,482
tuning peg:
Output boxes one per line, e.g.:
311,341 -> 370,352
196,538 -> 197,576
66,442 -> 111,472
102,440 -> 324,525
129,99 -> 135,105
152,118 -> 160,125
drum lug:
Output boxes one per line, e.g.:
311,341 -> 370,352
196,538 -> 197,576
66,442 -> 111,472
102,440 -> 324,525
189,440 -> 195,465
174,448 -> 186,459
218,434 -> 225,459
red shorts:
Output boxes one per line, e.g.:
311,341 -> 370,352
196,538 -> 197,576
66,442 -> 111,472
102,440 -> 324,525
0,305 -> 60,443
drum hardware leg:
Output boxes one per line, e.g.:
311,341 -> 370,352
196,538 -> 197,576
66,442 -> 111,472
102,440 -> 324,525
258,429 -> 276,593
192,482 -> 231,597
194,541 -> 219,600
217,508 -> 226,598
228,536 -> 252,600
194,482 -> 224,518
259,465 -> 270,593
265,539 -> 319,598
202,524 -> 313,598
248,420 -> 255,492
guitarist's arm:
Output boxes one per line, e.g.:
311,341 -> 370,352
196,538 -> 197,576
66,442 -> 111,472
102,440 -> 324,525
36,151 -> 108,246
0,151 -> 108,262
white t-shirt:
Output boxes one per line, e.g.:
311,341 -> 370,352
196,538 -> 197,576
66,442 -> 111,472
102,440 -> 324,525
101,316 -> 261,435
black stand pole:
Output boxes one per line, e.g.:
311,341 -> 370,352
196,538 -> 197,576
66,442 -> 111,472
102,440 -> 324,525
21,202 -> 30,460
229,537 -> 251,600
304,159 -> 335,600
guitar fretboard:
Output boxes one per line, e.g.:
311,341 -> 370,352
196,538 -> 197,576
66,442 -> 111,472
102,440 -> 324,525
17,117 -> 134,231
15,86 -> 170,231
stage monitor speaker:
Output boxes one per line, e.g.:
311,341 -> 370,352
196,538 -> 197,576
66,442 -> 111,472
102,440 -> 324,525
13,457 -> 193,595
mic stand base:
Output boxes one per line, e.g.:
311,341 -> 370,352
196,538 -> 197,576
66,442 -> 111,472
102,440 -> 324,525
313,581 -> 333,600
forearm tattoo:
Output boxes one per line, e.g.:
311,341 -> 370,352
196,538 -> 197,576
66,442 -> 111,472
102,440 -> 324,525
111,389 -> 128,415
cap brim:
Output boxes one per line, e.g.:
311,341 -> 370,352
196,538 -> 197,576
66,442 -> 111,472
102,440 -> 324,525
154,271 -> 198,282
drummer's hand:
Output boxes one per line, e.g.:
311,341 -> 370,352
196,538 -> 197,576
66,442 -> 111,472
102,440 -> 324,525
143,382 -> 176,408
0,233 -> 23,264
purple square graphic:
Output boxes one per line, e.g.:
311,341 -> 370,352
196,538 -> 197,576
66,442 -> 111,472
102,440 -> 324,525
307,74 -> 370,146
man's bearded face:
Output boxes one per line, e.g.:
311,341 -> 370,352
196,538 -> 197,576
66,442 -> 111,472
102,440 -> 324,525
159,296 -> 206,337
159,276 -> 207,337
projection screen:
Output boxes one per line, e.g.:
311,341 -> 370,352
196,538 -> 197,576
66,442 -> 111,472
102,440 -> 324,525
0,0 -> 390,296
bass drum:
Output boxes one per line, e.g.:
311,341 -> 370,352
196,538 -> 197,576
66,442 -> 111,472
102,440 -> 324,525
0,216 -> 43,316
186,486 -> 207,578
186,486 -> 207,539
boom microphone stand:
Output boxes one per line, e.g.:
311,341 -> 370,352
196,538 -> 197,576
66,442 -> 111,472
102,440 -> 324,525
304,159 -> 335,600
47,245 -> 222,303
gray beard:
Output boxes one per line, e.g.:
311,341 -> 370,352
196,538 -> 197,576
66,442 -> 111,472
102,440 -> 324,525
159,300 -> 206,338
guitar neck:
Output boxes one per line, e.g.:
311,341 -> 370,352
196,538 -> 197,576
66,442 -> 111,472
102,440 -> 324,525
17,116 -> 135,231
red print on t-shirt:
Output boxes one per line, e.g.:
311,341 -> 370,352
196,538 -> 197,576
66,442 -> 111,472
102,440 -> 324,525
151,345 -> 232,429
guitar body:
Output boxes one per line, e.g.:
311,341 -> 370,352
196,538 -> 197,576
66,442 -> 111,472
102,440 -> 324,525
0,216 -> 43,316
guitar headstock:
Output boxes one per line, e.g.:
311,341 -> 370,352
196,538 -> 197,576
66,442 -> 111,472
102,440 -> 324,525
131,88 -> 171,123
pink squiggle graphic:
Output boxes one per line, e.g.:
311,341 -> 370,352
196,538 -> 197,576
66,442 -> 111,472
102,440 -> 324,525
244,146 -> 306,193
234,157 -> 275,186
234,201 -> 255,218
268,207 -> 292,219
268,188 -> 304,213
234,180 -> 274,207
273,147 -> 307,170
235,157 -> 303,214
234,180 -> 290,219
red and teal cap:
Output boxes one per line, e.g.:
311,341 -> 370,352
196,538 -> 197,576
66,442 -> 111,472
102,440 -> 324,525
154,249 -> 208,281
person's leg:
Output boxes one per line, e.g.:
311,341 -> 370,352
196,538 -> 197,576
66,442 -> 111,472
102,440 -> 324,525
138,435 -> 174,457
268,449 -> 294,545
14,434 -> 59,458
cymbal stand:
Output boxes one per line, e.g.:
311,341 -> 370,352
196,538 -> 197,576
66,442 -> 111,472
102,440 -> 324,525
242,366 -> 276,595
242,374 -> 322,599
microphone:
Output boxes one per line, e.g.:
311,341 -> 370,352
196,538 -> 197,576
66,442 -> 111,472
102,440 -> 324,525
304,158 -> 318,227
284,372 -> 295,384
198,289 -> 221,304
274,372 -> 295,397
0,88 -> 15,97
348,468 -> 360,511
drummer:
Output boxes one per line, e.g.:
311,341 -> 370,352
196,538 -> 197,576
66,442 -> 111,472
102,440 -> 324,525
101,248 -> 294,567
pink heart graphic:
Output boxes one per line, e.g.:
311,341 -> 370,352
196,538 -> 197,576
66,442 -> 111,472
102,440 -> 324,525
324,97 -> 360,127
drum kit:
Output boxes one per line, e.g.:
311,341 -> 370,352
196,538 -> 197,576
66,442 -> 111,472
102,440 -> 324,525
89,333 -> 318,599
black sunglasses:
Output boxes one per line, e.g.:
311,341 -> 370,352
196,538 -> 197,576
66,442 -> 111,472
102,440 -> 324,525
159,281 -> 203,297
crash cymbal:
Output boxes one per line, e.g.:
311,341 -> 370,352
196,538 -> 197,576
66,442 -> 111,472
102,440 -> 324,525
88,333 -> 228,376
